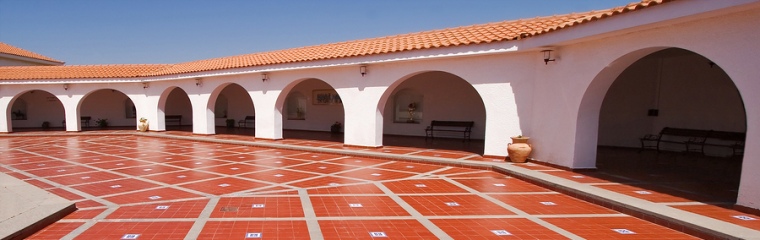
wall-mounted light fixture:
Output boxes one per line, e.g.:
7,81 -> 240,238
261,72 -> 269,82
142,82 -> 149,89
195,78 -> 202,87
63,83 -> 69,91
542,50 -> 556,65
359,65 -> 368,76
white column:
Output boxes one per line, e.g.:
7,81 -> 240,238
189,93 -> 214,135
61,94 -> 84,132
339,86 -> 385,147
251,90 -> 283,140
0,96 -> 11,133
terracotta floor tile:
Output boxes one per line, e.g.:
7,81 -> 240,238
74,199 -> 105,208
489,194 -> 619,215
239,169 -> 319,184
198,221 -> 310,240
310,196 -> 410,217
163,159 -> 230,168
401,195 -> 515,216
179,177 -> 270,195
103,187 -> 202,204
47,188 -> 85,200
11,160 -> 72,171
64,208 -> 106,219
307,183 -> 386,195
336,168 -> 417,181
25,165 -> 97,178
375,161 -> 445,173
543,217 -> 699,239
673,204 -> 760,231
595,184 -> 696,203
244,157 -> 308,168
87,159 -> 153,170
319,220 -> 437,240
454,178 -> 551,193
542,171 -> 616,184
26,222 -> 84,240
287,162 -> 359,174
431,218 -> 568,239
324,156 -> 389,167
46,171 -> 125,186
197,163 -> 272,175
24,179 -> 56,189
211,197 -> 304,218
445,171 -> 511,178
75,221 -> 194,240
286,152 -> 345,161
383,179 -> 468,194
142,170 -> 223,185
71,178 -> 161,197
111,164 -> 185,176
107,199 -> 208,219
288,176 -> 365,188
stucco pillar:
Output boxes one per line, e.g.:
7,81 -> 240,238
339,87 -> 384,148
188,93 -> 214,135
473,83 -> 521,158
0,96 -> 11,133
60,94 -> 83,132
251,90 -> 283,140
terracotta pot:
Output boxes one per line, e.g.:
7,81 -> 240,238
507,137 -> 532,163
138,121 -> 149,132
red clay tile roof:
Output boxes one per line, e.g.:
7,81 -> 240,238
0,0 -> 672,80
0,65 -> 172,80
0,42 -> 64,64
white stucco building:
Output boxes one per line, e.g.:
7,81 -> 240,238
2,0 -> 759,212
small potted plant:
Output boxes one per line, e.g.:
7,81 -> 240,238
138,117 -> 149,132
41,121 -> 50,130
226,119 -> 236,128
330,121 -> 342,134
95,118 -> 109,128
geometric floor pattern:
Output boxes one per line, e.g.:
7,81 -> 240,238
0,135 -> 703,239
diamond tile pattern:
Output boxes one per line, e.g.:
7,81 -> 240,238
2,135 -> 703,239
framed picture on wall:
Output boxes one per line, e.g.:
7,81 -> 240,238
312,89 -> 342,105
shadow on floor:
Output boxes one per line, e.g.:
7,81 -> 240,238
592,146 -> 742,204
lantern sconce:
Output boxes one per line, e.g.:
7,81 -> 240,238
195,78 -> 202,87
63,83 -> 69,91
261,72 -> 269,82
542,50 -> 556,65
142,82 -> 149,89
359,65 -> 368,76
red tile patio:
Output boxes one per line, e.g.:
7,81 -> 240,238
2,130 -> 758,239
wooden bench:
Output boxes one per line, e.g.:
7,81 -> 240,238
165,115 -> 182,126
62,116 -> 91,127
238,116 -> 255,128
425,120 -> 474,141
640,127 -> 745,156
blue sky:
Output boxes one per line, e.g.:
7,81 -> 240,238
0,0 -> 635,65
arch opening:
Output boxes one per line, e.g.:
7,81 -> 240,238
210,83 -> 256,135
381,71 -> 486,154
79,89 -> 137,130
279,78 -> 345,142
595,48 -> 746,203
8,90 -> 65,131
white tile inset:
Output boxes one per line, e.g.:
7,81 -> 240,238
218,183 -> 231,187
491,230 -> 512,236
415,184 -> 427,188
110,185 -> 122,188
493,183 -> 506,187
733,215 -> 757,221
445,202 -> 460,207
155,205 -> 169,210
245,232 -> 262,238
251,204 -> 265,208
540,201 -> 557,205
121,234 -> 140,239
349,203 -> 363,208
612,229 -> 636,234
634,191 -> 652,195
148,196 -> 161,200
369,232 -> 387,237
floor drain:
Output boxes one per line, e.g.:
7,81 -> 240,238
219,206 -> 239,212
